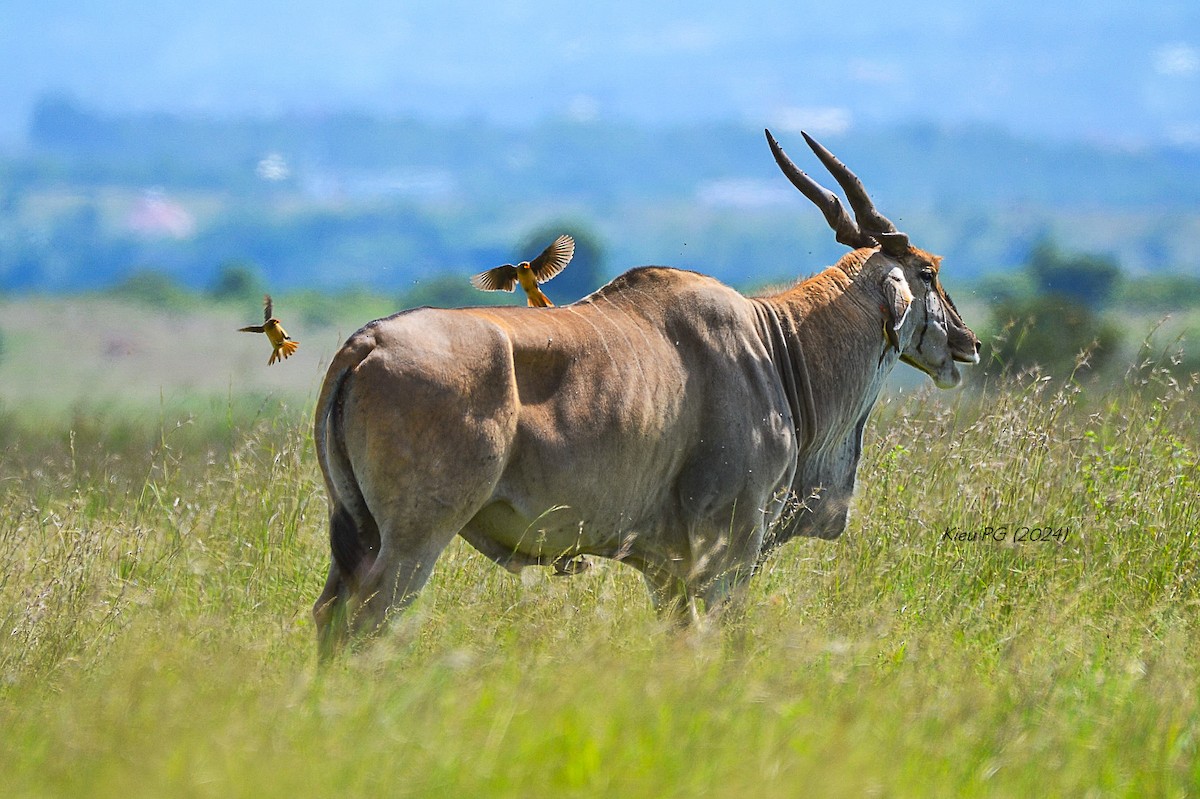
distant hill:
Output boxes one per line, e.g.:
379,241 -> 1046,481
22,100 -> 1200,211
3,106 -> 1200,294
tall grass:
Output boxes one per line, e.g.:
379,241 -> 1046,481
2,368 -> 1200,796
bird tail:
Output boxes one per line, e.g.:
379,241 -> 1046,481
267,340 -> 299,365
527,289 -> 554,308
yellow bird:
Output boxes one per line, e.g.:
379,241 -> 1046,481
470,234 -> 575,307
238,294 -> 299,365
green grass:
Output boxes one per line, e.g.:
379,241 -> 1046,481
3,353 -> 1200,795
0,297 -> 347,419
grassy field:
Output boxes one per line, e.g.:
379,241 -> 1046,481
0,296 -> 394,417
3,299 -> 1200,796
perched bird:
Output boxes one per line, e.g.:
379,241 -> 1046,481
238,294 -> 299,365
471,234 -> 575,307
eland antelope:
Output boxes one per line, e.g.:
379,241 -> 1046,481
311,130 -> 980,656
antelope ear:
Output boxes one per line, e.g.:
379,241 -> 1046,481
881,267 -> 913,351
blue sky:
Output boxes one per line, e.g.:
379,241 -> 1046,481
2,0 -> 1198,146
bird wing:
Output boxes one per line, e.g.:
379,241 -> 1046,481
470,264 -> 519,292
262,294 -> 274,323
238,325 -> 266,333
528,235 -> 575,283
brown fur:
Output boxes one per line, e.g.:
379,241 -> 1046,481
312,249 -> 978,656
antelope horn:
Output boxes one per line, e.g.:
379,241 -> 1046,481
801,132 -> 910,255
765,129 -> 875,250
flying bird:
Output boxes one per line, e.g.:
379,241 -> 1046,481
238,294 -> 299,365
470,234 -> 575,307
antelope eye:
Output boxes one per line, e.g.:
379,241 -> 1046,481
919,268 -> 934,283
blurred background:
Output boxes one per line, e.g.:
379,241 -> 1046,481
2,0 -> 1200,414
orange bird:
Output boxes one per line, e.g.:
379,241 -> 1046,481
470,234 -> 575,307
238,294 -> 299,365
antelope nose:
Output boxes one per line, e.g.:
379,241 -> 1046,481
974,341 -> 981,354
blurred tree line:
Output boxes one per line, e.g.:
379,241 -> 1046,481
49,231 -> 1200,390
983,238 -> 1200,381
100,221 -> 611,325
6,96 -> 1200,295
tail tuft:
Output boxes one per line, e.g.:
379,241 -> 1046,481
330,503 -> 377,588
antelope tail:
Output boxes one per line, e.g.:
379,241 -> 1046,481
314,331 -> 381,589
